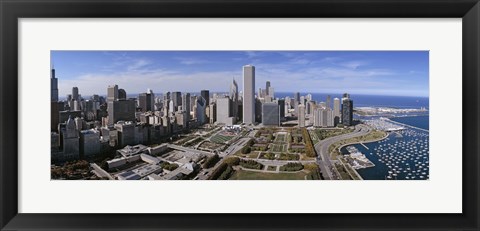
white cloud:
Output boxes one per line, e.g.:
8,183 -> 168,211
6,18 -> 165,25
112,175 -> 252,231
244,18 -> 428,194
58,69 -> 241,97
175,57 -> 208,65
339,61 -> 368,70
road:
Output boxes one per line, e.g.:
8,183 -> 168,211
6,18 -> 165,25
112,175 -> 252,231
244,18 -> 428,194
166,144 -> 214,156
222,137 -> 251,157
314,124 -> 371,180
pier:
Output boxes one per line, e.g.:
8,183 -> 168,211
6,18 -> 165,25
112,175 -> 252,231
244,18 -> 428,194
386,118 -> 429,133
359,142 -> 369,150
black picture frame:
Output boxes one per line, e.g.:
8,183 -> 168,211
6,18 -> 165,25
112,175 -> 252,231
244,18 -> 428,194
1,0 -> 479,230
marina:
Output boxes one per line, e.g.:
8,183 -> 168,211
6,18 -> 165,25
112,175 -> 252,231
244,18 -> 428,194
342,117 -> 429,180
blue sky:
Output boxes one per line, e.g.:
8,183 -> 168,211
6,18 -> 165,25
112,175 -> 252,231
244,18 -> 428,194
51,51 -> 429,97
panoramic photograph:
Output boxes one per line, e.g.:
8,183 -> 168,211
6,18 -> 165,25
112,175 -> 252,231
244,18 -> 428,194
50,51 -> 429,180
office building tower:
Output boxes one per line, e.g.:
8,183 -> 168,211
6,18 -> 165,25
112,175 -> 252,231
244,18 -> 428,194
164,91 -> 171,101
326,95 -> 331,109
209,103 -> 216,124
72,87 -> 79,101
277,99 -> 285,121
216,97 -> 235,126
308,101 -> 316,116
114,121 -> 135,147
175,111 -> 188,128
182,93 -> 191,126
107,100 -> 136,125
51,67 -> 58,102
268,87 -> 274,99
107,85 -> 136,125
343,93 -> 350,99
73,100 -> 81,111
182,93 -> 191,113
298,104 -> 305,127
196,95 -> 207,125
168,100 -> 174,114
255,98 -> 263,123
201,90 -> 210,106
262,102 -> 280,126
266,81 -> 271,96
333,98 -> 341,126
139,89 -> 155,112
80,129 -> 101,158
51,101 -> 64,132
293,101 -> 299,117
294,92 -> 300,103
243,65 -> 255,124
171,91 -> 182,112
62,116 -> 80,160
314,108 -> 334,127
118,89 -> 127,100
230,79 -> 239,119
107,85 -> 118,102
342,98 -> 353,126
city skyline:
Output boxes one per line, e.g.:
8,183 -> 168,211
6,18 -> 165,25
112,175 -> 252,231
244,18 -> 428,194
51,51 -> 429,97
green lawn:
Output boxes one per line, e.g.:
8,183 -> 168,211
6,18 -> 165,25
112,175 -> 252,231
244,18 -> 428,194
274,134 -> 287,143
271,144 -> 286,152
315,129 -> 352,140
229,169 -> 307,180
210,134 -> 235,144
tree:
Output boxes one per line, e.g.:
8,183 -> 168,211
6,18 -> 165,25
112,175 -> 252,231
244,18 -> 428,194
208,162 -> 228,180
203,154 -> 220,169
241,146 -> 251,154
224,157 -> 240,166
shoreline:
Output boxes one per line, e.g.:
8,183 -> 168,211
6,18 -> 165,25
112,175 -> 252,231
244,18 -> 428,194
333,129 -> 390,180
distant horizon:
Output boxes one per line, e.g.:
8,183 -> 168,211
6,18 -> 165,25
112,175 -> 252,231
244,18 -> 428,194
52,51 -> 429,98
58,91 -> 430,100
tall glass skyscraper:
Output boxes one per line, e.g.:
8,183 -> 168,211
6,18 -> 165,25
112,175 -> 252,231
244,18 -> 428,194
342,98 -> 353,126
51,67 -> 58,102
242,65 -> 255,124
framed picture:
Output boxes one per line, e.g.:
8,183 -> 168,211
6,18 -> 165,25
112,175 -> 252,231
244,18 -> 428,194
1,0 -> 479,230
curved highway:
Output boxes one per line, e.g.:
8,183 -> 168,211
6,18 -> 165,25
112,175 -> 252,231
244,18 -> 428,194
314,124 -> 371,180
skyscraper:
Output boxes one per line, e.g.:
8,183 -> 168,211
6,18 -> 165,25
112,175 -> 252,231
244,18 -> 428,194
171,91 -> 182,112
182,93 -> 191,127
262,102 -> 280,126
139,89 -> 154,112
216,97 -> 235,126
266,81 -> 271,96
294,92 -> 301,103
277,99 -> 285,121
107,85 -> 135,125
314,108 -> 334,127
107,85 -> 118,102
196,96 -> 207,125
333,98 -> 341,125
108,100 -> 136,125
62,116 -> 80,160
72,87 -> 79,101
118,89 -> 127,100
243,65 -> 255,124
342,98 -> 353,126
201,90 -> 210,106
326,95 -> 331,109
230,79 -> 239,119
268,87 -> 274,99
51,67 -> 58,102
298,104 -> 305,127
